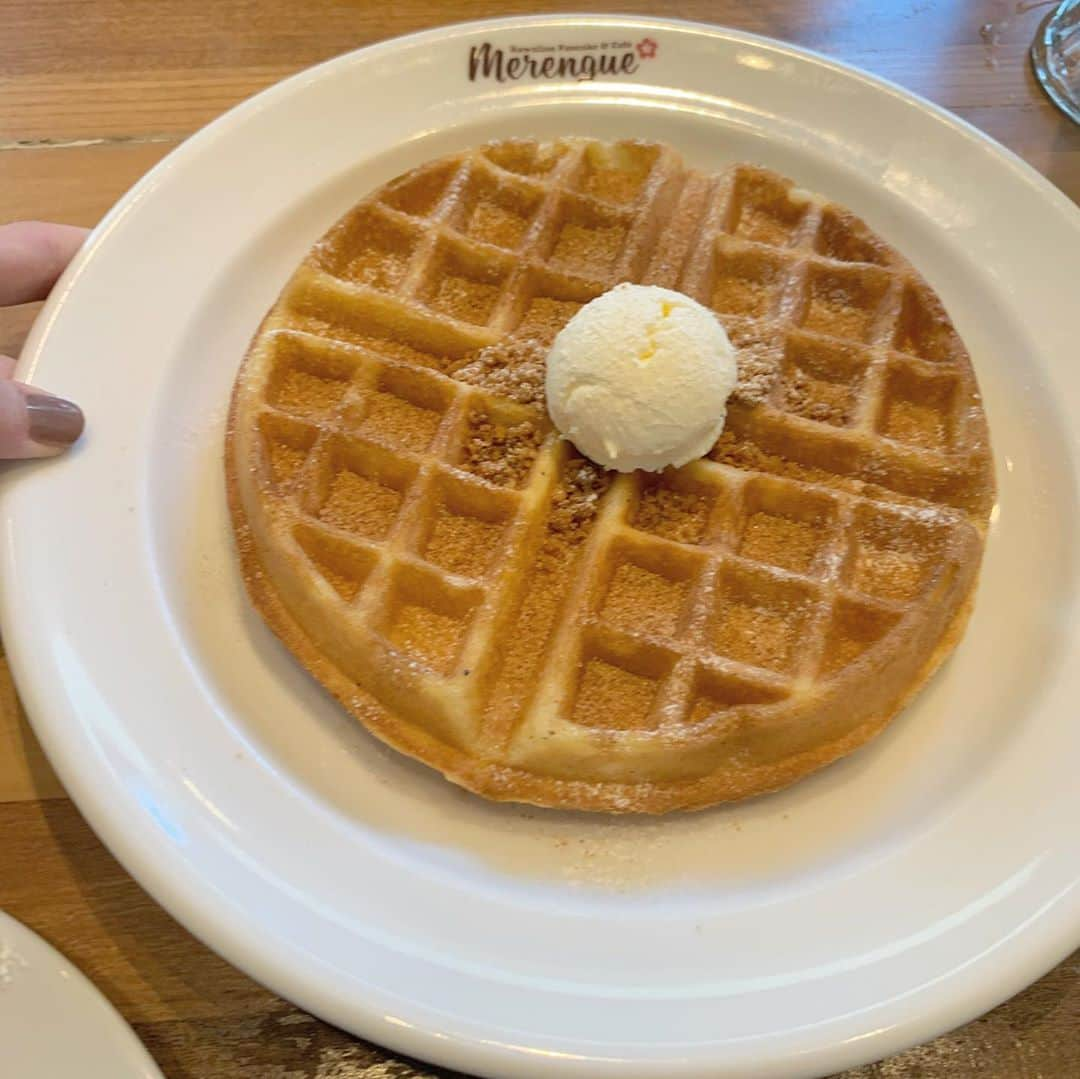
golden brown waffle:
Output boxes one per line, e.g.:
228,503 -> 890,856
227,138 -> 994,813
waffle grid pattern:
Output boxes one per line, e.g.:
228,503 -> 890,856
230,139 -> 992,808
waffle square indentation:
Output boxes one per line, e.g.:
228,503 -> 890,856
712,565 -> 818,674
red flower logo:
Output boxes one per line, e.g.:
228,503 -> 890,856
636,37 -> 658,60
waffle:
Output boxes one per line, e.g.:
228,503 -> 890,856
227,138 -> 994,813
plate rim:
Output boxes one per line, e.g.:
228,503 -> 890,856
4,14 -> 1080,1079
0,911 -> 164,1079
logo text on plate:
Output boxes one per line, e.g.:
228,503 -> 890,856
468,38 -> 659,83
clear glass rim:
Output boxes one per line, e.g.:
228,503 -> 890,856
1031,0 -> 1080,125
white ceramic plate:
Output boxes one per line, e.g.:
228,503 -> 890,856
3,15 -> 1079,1079
0,912 -> 162,1078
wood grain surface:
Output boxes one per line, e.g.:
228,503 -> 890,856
1,2 -> 1078,1076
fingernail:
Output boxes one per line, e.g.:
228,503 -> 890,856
25,393 -> 85,447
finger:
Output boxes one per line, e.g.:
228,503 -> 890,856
0,222 -> 89,306
0,377 -> 84,459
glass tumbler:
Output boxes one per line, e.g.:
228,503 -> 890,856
1032,0 -> 1080,124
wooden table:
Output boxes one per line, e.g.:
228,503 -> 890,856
2,3 -> 1078,1076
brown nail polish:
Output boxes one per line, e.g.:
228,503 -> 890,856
25,393 -> 85,447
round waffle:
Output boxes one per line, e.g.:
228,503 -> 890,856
227,138 -> 994,813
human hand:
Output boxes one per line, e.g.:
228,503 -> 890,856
0,221 -> 87,458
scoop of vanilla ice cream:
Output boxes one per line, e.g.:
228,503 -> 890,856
545,283 -> 738,473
